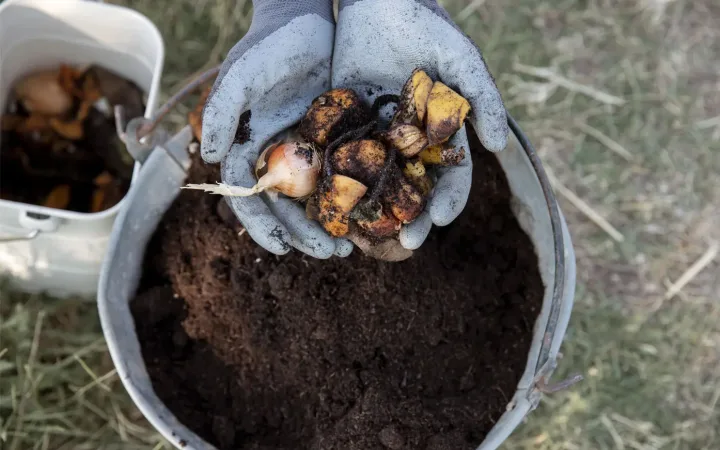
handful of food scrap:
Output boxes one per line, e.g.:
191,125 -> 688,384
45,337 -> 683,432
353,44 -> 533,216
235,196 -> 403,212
185,69 -> 470,260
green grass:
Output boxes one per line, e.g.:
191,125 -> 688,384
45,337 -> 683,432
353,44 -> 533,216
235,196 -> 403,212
2,0 -> 719,449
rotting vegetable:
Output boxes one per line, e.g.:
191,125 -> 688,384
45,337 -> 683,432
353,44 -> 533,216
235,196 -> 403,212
183,68 -> 471,260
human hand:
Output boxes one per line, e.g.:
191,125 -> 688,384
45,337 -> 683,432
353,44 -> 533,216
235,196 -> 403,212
201,0 -> 353,258
332,0 -> 508,250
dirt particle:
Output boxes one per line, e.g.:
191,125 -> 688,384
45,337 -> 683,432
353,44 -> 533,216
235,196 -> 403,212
233,110 -> 251,145
378,425 -> 404,449
295,143 -> 315,165
212,415 -> 236,449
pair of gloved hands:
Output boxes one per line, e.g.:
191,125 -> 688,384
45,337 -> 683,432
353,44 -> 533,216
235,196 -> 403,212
201,0 -> 508,258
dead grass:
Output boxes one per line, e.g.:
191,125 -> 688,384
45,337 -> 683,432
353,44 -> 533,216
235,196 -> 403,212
1,0 -> 719,449
0,282 -> 164,449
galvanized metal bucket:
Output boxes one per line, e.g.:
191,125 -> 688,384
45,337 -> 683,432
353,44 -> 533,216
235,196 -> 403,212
97,115 -> 577,450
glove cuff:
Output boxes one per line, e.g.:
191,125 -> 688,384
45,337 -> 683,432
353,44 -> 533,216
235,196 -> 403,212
253,0 -> 334,25
340,0 -> 439,9
338,0 -> 458,32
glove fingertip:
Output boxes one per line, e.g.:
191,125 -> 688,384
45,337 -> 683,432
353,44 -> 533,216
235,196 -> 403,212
466,78 -> 509,153
248,222 -> 293,256
441,55 -> 509,153
399,212 -> 432,250
429,200 -> 464,226
473,113 -> 509,153
266,197 -> 337,259
428,167 -> 472,227
289,234 -> 336,259
200,109 -> 236,163
200,75 -> 247,164
226,194 -> 293,256
333,238 -> 354,257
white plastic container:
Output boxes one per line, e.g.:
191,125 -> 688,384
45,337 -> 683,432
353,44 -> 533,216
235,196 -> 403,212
0,0 -> 164,297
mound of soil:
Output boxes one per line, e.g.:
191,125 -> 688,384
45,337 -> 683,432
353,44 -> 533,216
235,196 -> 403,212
130,130 -> 544,450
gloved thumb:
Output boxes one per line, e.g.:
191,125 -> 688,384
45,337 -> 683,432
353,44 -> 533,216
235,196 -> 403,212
200,66 -> 250,164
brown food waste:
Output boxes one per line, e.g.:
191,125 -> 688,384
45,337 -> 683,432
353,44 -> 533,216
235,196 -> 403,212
0,64 -> 145,213
188,86 -> 211,143
130,125 -> 544,450
298,88 -> 369,147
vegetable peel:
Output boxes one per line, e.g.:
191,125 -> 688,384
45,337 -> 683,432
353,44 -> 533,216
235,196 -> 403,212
403,159 -> 433,197
419,144 -> 466,166
383,172 -> 425,224
394,68 -> 433,126
317,174 -> 368,237
381,124 -> 428,157
425,81 -> 470,146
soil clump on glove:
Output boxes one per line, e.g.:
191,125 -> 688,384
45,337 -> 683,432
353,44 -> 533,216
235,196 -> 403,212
130,128 -> 544,450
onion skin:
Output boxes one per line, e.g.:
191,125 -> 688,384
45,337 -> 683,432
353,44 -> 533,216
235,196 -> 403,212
183,141 -> 320,199
263,142 -> 320,198
14,70 -> 73,116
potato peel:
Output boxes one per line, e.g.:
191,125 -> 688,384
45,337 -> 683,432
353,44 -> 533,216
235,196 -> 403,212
317,174 -> 368,237
43,184 -> 71,209
189,86 -> 212,143
355,206 -> 401,238
58,64 -> 85,98
345,227 -> 413,262
383,172 -> 425,224
14,70 -> 73,116
411,70 -> 434,123
419,144 -> 465,166
425,81 -> 470,146
91,188 -> 106,213
49,118 -> 84,140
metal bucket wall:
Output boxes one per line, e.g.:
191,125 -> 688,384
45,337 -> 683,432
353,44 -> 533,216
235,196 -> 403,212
97,118 -> 576,450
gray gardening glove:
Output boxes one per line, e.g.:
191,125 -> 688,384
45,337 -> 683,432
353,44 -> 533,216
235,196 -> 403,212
201,0 -> 354,259
333,0 -> 509,250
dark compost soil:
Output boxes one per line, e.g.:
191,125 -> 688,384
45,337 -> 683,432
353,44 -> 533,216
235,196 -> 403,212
130,130 -> 545,450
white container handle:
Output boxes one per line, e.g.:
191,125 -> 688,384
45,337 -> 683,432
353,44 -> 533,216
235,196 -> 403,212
0,211 -> 62,242
0,226 -> 39,242
19,210 -> 61,232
